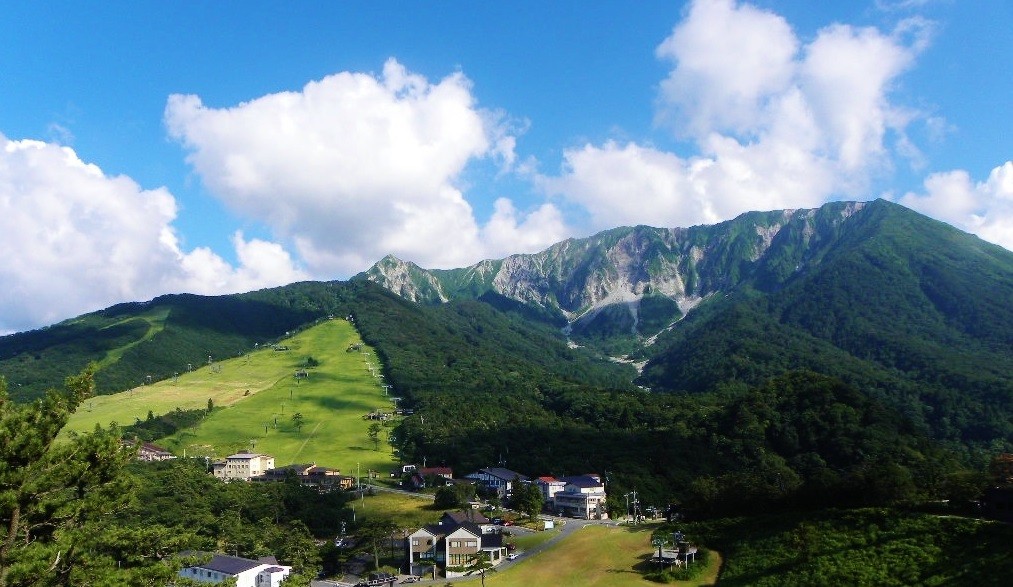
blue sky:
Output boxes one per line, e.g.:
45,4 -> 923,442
0,0 -> 1010,332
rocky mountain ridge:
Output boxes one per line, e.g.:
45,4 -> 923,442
358,200 -> 869,339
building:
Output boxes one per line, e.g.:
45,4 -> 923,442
534,476 -> 566,503
212,452 -> 275,482
553,474 -> 608,519
178,554 -> 291,587
251,463 -> 349,491
122,440 -> 175,462
410,467 -> 454,490
465,467 -> 530,498
406,511 -> 506,578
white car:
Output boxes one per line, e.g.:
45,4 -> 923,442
507,553 -> 520,561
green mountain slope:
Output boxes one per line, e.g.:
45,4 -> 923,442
640,201 -> 1013,454
2,200 -> 1009,511
357,199 -> 1013,456
0,282 -> 359,401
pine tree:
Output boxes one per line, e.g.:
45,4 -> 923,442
0,367 -> 185,586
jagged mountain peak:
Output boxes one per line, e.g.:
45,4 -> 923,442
353,200 -> 941,341
361,254 -> 448,303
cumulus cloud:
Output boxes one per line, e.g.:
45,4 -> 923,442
0,135 -> 306,333
899,161 -> 1013,250
166,58 -> 564,275
542,0 -> 931,231
655,0 -> 798,138
481,198 -> 569,255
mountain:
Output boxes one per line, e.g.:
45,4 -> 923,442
357,201 -> 875,342
0,279 -> 632,403
357,199 -> 1013,452
0,282 -> 353,401
2,198 -> 1010,508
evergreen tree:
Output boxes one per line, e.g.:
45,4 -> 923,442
0,368 -> 185,586
367,423 -> 382,451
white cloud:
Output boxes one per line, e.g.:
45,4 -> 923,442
166,58 -> 559,275
543,0 -> 931,232
539,139 -> 833,230
655,0 -> 798,139
899,161 -> 1013,250
0,135 -> 306,333
481,198 -> 569,256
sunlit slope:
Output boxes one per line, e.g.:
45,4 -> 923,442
65,318 -> 398,475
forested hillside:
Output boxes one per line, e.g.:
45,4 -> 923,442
360,200 -> 1013,464
640,202 -> 1013,462
1,200 -> 1009,513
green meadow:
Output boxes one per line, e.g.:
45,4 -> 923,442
64,318 -> 399,476
488,523 -> 720,587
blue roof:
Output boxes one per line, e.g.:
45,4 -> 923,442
562,475 -> 603,488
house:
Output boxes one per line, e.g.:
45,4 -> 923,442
251,463 -> 348,491
122,440 -> 175,462
440,510 -> 496,533
552,474 -> 608,520
409,467 -> 454,490
390,463 -> 418,478
465,467 -> 530,498
406,511 -> 507,578
534,476 -> 566,503
178,554 -> 291,586
212,452 -> 275,481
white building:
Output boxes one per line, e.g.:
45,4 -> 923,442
212,452 -> 276,481
534,476 -> 566,503
178,554 -> 291,587
553,475 -> 608,520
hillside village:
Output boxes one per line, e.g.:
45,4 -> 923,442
173,446 -> 615,585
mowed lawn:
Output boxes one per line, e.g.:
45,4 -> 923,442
65,319 -> 399,476
489,523 -> 720,587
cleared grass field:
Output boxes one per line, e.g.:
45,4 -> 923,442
488,523 -> 720,587
349,491 -> 442,530
64,318 -> 399,476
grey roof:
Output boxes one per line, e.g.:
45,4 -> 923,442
442,510 -> 491,525
477,467 -> 529,482
198,554 -> 263,575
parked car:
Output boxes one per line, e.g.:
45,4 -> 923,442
507,553 -> 520,561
